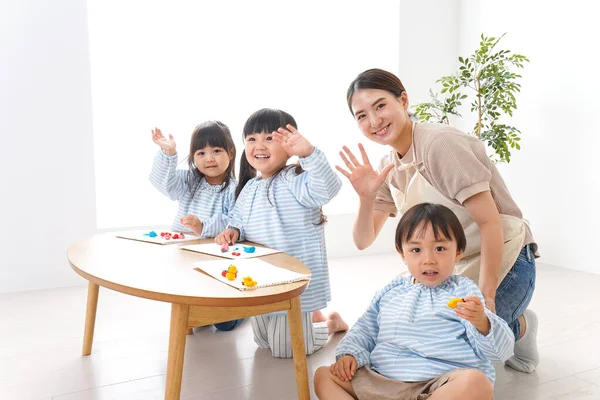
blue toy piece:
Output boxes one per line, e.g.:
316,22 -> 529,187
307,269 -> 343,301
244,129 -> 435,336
243,245 -> 256,253
144,230 -> 158,237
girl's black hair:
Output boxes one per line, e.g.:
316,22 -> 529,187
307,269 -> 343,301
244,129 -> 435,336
395,203 -> 467,254
237,108 -> 327,225
187,120 -> 236,196
236,108 -> 297,199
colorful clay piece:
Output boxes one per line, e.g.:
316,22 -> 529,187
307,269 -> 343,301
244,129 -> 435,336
172,234 -> 179,239
242,276 -> 257,287
221,243 -> 229,253
179,232 -> 185,239
447,297 -> 464,309
243,245 -> 256,253
222,265 -> 238,280
144,231 -> 158,238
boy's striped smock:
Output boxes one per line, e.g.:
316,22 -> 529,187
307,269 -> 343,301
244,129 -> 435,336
336,275 -> 514,384
149,150 -> 236,237
229,147 -> 342,358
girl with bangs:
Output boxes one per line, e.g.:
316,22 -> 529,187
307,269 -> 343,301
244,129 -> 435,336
216,108 -> 348,358
150,120 -> 242,331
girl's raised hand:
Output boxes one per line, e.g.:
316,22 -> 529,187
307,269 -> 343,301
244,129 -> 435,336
272,124 -> 315,158
152,127 -> 176,156
336,144 -> 394,201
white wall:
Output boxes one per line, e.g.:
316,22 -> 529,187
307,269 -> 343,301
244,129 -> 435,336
399,0 -> 460,106
86,0 -> 401,229
0,0 -> 460,293
457,0 -> 600,274
343,0 -> 462,259
1,0 -> 97,293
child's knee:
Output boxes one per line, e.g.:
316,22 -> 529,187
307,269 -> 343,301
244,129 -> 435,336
456,369 -> 493,399
313,366 -> 332,395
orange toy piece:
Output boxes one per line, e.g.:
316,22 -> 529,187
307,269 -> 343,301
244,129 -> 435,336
447,297 -> 464,309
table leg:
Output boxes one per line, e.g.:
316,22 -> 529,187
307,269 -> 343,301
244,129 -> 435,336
165,303 -> 189,400
82,282 -> 99,356
288,296 -> 310,400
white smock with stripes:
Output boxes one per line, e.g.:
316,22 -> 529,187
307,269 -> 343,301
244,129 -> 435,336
228,147 -> 341,358
149,150 -> 236,237
336,275 -> 514,384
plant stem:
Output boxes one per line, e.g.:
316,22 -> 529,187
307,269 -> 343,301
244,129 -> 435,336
476,77 -> 482,138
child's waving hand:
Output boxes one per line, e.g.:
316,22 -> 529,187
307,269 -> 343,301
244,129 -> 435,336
454,295 -> 492,336
330,355 -> 357,382
272,124 -> 315,158
152,127 -> 176,156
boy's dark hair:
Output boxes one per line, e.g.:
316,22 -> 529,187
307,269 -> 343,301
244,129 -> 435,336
236,108 -> 327,225
395,203 -> 466,254
187,120 -> 236,196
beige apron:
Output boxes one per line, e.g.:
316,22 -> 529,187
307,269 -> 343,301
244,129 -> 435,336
389,123 -> 526,284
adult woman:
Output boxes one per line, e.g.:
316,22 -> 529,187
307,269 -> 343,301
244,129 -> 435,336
336,68 -> 538,373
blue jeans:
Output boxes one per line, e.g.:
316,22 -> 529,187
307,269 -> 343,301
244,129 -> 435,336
214,319 -> 244,332
495,244 -> 536,340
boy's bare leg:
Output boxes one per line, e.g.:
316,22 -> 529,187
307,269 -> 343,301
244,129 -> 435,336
314,366 -> 357,400
428,369 -> 492,400
313,310 -> 327,323
326,312 -> 349,334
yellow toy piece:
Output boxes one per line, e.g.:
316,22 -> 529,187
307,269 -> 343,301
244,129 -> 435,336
226,272 -> 236,281
228,265 -> 237,273
243,276 -> 258,287
447,297 -> 464,309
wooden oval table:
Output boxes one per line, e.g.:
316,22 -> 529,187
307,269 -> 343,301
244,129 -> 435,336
67,233 -> 310,400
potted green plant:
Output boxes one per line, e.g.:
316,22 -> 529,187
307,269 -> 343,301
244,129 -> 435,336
413,33 -> 529,162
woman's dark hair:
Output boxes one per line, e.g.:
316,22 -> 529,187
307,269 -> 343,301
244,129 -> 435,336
395,203 -> 466,254
237,108 -> 327,225
187,120 -> 236,195
346,68 -> 407,114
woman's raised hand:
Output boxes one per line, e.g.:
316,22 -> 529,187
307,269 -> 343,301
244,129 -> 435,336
336,144 -> 394,200
152,127 -> 176,156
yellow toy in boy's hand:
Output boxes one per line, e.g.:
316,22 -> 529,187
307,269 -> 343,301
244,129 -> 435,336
447,297 -> 464,309
242,276 -> 258,287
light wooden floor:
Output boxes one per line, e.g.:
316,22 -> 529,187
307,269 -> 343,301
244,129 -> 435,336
2,253 -> 600,400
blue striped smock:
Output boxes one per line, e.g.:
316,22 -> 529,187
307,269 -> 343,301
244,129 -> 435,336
336,275 -> 514,384
228,148 -> 342,314
149,150 -> 236,238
